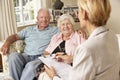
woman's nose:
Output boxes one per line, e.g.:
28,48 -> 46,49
64,24 -> 69,27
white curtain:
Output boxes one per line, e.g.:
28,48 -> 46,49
0,0 -> 17,41
41,0 -> 52,8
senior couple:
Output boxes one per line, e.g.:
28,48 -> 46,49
1,0 -> 120,80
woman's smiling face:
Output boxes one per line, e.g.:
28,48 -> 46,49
60,19 -> 74,36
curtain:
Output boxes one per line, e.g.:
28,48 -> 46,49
0,0 -> 17,41
40,0 -> 52,8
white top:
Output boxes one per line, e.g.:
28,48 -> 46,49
69,27 -> 120,80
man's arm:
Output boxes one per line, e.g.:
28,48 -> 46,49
0,34 -> 20,55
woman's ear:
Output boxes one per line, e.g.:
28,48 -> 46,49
82,10 -> 88,20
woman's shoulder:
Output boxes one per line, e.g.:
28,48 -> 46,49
51,32 -> 62,39
71,31 -> 80,38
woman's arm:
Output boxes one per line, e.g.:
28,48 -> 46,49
44,65 -> 63,80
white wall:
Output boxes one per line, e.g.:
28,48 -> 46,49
105,0 -> 120,34
61,0 -> 120,34
61,0 -> 77,7
24,0 -> 120,34
116,34 -> 120,52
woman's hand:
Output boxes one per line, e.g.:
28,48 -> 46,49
43,51 -> 50,57
44,65 -> 56,79
77,28 -> 88,39
55,52 -> 73,64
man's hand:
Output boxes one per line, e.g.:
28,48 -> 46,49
44,65 -> 56,79
0,43 -> 10,55
0,34 -> 20,55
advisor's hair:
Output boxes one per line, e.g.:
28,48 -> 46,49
78,0 -> 111,26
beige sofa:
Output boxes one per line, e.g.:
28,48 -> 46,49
1,40 -> 25,73
1,34 -> 120,73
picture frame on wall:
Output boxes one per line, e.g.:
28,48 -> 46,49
63,7 -> 79,22
51,6 -> 79,23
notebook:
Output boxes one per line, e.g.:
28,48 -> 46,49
38,56 -> 72,79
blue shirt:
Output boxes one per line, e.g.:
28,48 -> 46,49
17,25 -> 59,55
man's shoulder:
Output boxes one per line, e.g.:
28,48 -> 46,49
27,25 -> 37,29
48,26 -> 59,31
22,25 -> 37,31
48,26 -> 58,29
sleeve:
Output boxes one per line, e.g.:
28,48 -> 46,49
38,72 -> 63,80
17,27 -> 30,40
45,33 -> 57,54
53,76 -> 63,80
69,46 -> 96,80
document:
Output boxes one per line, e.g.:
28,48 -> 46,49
38,56 -> 72,79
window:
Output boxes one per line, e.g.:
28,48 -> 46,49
14,0 -> 36,27
14,0 -> 54,27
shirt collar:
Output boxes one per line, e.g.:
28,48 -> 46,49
88,26 -> 107,39
35,25 -> 50,31
57,32 -> 75,40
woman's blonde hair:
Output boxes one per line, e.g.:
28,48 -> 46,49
57,14 -> 75,28
78,0 -> 111,26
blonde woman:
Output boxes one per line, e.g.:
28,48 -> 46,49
45,0 -> 120,80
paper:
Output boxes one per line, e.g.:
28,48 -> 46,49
38,56 -> 72,79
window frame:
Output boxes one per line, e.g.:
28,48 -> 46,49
14,0 -> 36,27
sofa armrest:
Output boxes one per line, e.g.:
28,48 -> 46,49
0,40 -> 25,73
9,40 -> 25,53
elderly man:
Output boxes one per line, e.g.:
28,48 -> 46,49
0,8 -> 59,80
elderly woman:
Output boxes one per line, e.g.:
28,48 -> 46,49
43,14 -> 85,57
37,14 -> 86,80
45,0 -> 120,80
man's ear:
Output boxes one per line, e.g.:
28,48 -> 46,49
36,16 -> 39,21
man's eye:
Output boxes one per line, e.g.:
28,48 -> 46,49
61,24 -> 65,26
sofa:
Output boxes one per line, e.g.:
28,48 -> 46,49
1,40 -> 25,73
1,34 -> 120,73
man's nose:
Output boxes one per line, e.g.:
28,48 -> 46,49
42,17 -> 46,21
